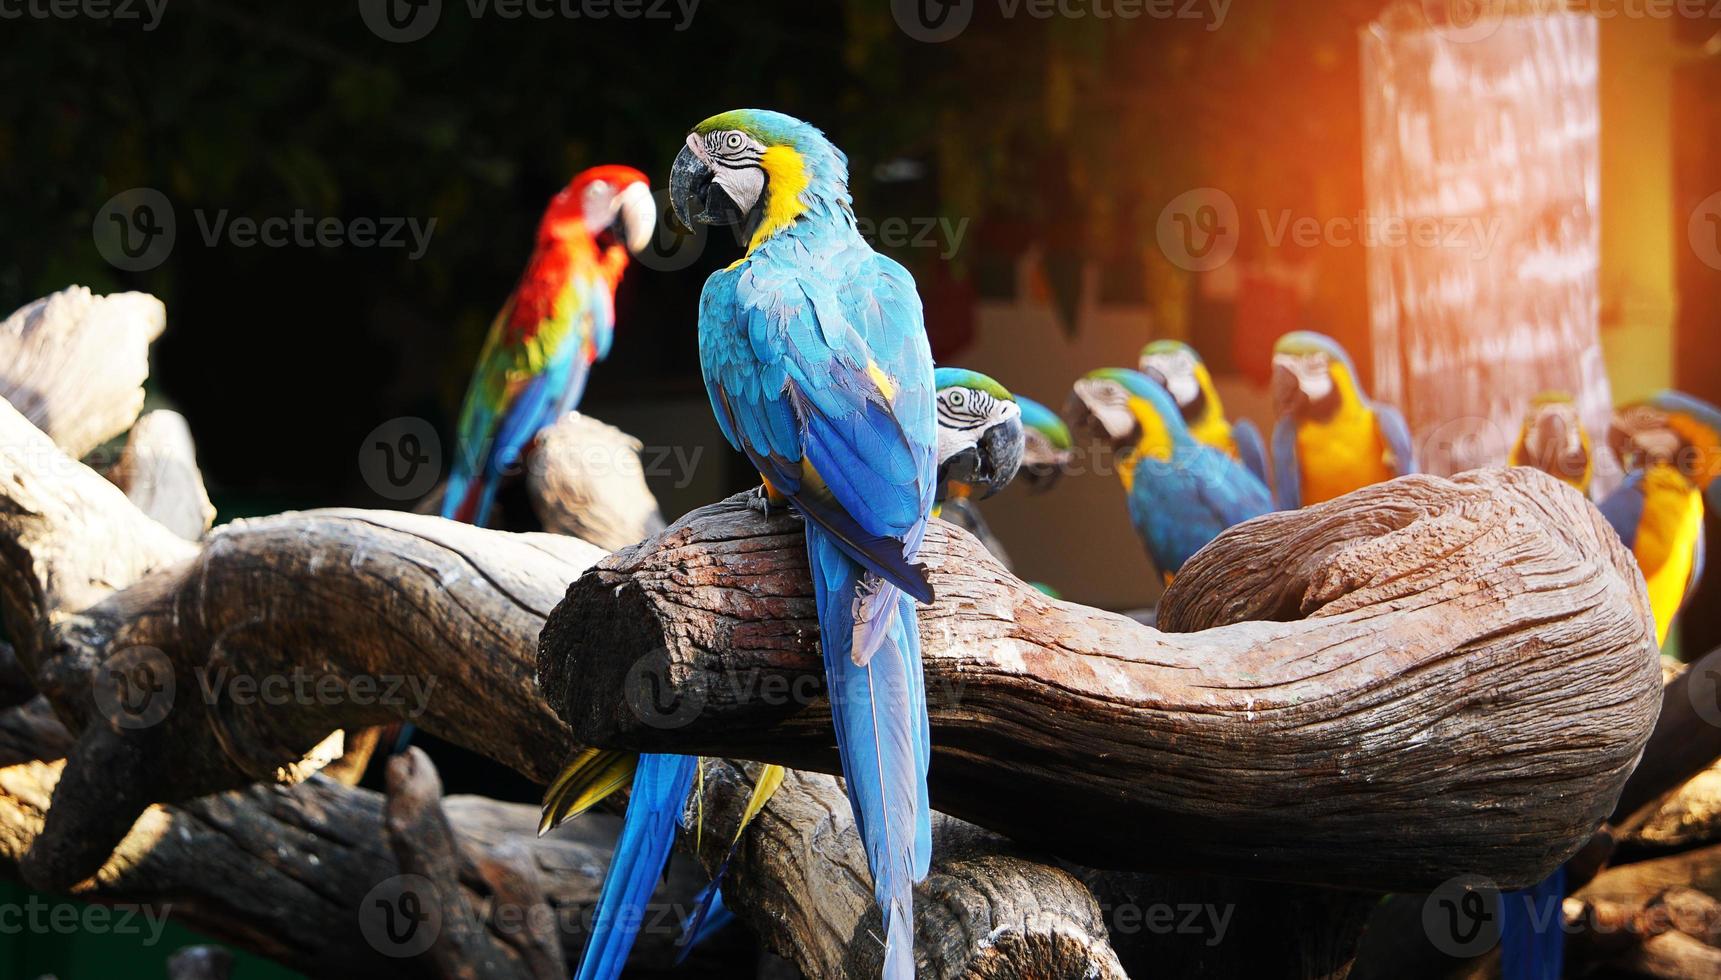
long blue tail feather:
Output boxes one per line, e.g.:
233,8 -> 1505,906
807,524 -> 930,978
1500,865 -> 1565,980
574,752 -> 697,980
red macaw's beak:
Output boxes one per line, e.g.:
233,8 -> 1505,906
614,181 -> 657,256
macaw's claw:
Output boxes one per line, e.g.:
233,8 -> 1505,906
746,484 -> 799,520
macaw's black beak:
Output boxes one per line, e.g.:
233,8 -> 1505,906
975,420 -> 1025,499
670,144 -> 745,231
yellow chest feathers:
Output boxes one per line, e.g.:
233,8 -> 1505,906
1634,465 -> 1705,646
1296,404 -> 1391,505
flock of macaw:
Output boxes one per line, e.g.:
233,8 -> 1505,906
428,108 -> 1721,979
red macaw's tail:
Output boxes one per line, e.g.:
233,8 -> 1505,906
806,523 -> 931,979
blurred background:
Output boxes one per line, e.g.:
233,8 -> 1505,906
4,1 -> 1721,970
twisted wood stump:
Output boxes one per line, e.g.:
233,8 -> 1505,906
542,469 -> 1660,891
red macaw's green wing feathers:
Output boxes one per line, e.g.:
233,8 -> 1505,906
442,236 -> 617,525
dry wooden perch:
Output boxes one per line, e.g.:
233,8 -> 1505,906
541,468 -> 1661,892
526,410 -> 667,551
0,286 -> 165,459
108,409 -> 217,540
0,302 -> 1126,977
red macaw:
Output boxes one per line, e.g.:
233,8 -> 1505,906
443,165 -> 655,526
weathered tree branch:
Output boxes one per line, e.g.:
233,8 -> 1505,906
109,409 -> 217,541
0,286 -> 165,459
542,469 -> 1661,891
526,411 -> 666,551
0,750 -> 728,977
0,363 -> 1127,976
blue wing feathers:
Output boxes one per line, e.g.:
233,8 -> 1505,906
700,199 -> 933,979
1271,417 -> 1303,510
574,753 -> 698,980
1373,402 -> 1417,477
1233,418 -> 1270,488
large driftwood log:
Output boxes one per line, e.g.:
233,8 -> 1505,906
0,385 -> 1125,977
542,468 -> 1661,891
0,287 -> 165,459
0,744 -> 725,977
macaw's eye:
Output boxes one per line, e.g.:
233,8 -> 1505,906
726,132 -> 745,150
949,391 -> 965,405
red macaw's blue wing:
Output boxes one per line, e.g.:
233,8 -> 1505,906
699,250 -> 935,977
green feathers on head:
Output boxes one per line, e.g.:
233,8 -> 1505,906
935,366 -> 1015,402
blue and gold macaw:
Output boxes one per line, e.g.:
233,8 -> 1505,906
1139,339 -> 1268,486
669,109 -> 936,979
931,368 -> 1025,566
1014,394 -> 1075,492
933,367 -> 1024,508
1500,391 -> 1719,980
1269,331 -> 1415,509
1651,389 -> 1721,514
1069,368 -> 1272,582
1509,391 -> 1593,495
1600,395 -> 1712,648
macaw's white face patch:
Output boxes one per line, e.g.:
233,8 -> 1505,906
1072,377 -> 1137,445
1142,350 -> 1201,407
1273,352 -> 1334,402
693,130 -> 768,217
936,385 -> 1019,463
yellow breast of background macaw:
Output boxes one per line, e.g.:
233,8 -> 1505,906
1295,404 -> 1391,506
1188,413 -> 1238,460
1634,464 -> 1705,647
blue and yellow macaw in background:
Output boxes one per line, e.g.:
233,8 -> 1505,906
1068,368 -> 1272,582
670,109 -> 936,979
1014,394 -> 1075,493
1650,389 -> 1721,514
1509,391 -> 1593,495
1500,390 -> 1719,980
1139,339 -> 1268,487
931,368 -> 1025,566
443,165 -> 656,527
1599,395 -> 1711,649
933,367 -> 1024,510
1269,331 -> 1415,510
